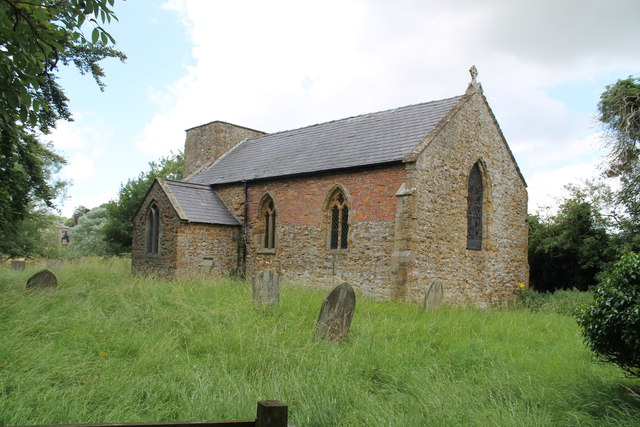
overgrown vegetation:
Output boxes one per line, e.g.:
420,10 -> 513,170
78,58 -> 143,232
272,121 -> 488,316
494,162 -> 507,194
578,252 -> 640,378
1,259 -> 639,426
528,183 -> 615,292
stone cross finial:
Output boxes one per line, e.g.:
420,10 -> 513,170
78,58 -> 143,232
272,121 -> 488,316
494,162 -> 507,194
469,65 -> 478,85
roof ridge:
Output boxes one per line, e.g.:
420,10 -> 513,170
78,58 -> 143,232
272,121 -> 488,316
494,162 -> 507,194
165,179 -> 211,188
246,94 -> 467,141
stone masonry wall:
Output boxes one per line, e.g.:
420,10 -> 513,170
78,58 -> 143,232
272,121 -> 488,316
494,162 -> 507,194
175,223 -> 239,278
131,181 -> 180,278
183,122 -> 265,178
237,166 -> 406,299
405,92 -> 529,307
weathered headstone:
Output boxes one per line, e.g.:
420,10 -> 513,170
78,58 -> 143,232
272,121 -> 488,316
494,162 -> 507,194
253,270 -> 280,307
26,269 -> 57,291
315,282 -> 356,341
11,260 -> 26,271
424,279 -> 443,310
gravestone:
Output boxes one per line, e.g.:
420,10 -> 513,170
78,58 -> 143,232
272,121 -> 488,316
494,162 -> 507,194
26,269 -> 57,291
315,282 -> 356,341
253,270 -> 279,307
11,260 -> 26,271
424,279 -> 443,309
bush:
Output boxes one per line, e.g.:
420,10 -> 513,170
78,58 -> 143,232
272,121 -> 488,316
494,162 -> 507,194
577,252 -> 640,377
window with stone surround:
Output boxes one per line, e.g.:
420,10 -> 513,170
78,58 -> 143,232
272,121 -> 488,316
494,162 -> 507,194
258,194 -> 276,250
467,162 -> 483,251
145,203 -> 160,254
327,188 -> 349,250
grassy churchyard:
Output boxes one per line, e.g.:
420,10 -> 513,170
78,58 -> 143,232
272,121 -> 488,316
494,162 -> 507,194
1,258 -> 639,426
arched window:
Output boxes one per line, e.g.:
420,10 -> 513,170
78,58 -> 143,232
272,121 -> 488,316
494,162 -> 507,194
259,194 -> 276,249
327,188 -> 349,249
146,203 -> 160,254
467,162 -> 483,251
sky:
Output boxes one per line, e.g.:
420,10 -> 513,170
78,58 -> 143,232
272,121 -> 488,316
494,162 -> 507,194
48,0 -> 640,217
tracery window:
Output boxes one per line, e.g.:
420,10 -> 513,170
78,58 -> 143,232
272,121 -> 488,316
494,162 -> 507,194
328,189 -> 349,249
146,203 -> 160,254
467,162 -> 483,251
259,194 -> 276,250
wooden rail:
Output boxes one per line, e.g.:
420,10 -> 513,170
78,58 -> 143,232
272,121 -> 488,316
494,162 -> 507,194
16,400 -> 291,427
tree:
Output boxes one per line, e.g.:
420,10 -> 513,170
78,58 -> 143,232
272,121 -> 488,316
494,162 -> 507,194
0,0 -> 125,254
0,0 -> 125,131
68,205 -> 91,227
577,252 -> 640,377
528,184 -> 614,292
0,131 -> 66,250
103,152 -> 184,255
1,208 -> 66,258
68,205 -> 109,257
598,76 -> 640,220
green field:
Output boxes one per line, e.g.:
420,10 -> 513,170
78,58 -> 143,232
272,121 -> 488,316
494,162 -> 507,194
1,259 -> 638,426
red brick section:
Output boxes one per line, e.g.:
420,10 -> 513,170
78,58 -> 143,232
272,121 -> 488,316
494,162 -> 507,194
245,164 -> 406,227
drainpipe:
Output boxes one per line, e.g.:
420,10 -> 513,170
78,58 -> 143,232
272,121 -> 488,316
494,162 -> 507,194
242,180 -> 248,276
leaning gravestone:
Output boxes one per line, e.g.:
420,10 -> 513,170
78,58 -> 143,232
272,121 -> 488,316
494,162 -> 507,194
315,282 -> 356,341
253,270 -> 280,307
11,260 -> 26,271
424,279 -> 444,310
26,269 -> 58,291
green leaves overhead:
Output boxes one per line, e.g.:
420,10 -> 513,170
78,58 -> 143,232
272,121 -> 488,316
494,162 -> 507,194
0,0 -> 126,132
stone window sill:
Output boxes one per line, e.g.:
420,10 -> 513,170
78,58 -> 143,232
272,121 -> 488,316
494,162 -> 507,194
327,248 -> 349,255
257,248 -> 276,255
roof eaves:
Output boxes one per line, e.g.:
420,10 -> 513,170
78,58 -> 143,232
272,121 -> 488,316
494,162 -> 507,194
209,160 -> 404,186
158,178 -> 189,221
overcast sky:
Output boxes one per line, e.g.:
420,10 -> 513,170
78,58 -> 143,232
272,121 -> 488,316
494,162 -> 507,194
49,0 -> 640,217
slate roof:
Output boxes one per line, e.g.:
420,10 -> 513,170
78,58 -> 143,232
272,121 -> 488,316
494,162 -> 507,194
189,95 -> 466,185
164,179 -> 239,225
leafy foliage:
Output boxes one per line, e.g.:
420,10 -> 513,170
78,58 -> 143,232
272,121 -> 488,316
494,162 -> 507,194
0,0 -> 125,131
0,128 -> 66,253
577,252 -> 640,377
0,0 -> 125,257
529,185 -> 615,292
598,76 -> 640,220
0,209 -> 66,258
104,152 -> 183,254
68,205 -> 109,257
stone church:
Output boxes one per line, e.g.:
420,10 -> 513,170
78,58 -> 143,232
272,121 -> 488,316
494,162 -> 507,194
132,71 -> 529,307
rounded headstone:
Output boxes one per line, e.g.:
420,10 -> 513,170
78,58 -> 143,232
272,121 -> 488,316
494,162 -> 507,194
315,282 -> 356,341
26,269 -> 58,291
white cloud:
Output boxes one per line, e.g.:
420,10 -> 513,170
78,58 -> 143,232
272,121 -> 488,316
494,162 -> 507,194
60,188 -> 119,217
144,0 -> 640,211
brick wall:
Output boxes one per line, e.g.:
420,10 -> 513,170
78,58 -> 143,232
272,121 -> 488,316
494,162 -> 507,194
233,165 -> 407,298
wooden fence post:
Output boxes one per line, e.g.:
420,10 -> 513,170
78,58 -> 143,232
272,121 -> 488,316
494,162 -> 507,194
255,400 -> 288,427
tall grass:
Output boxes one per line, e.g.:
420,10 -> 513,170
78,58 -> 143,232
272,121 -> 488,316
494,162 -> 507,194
1,259 -> 639,426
